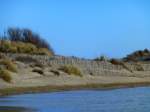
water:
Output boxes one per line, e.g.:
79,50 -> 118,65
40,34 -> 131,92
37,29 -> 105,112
0,87 -> 150,112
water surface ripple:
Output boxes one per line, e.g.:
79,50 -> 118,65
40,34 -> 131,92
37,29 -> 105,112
0,87 -> 150,112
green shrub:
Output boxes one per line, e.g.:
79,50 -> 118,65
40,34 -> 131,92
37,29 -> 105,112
0,59 -> 17,72
0,68 -> 12,83
59,65 -> 82,77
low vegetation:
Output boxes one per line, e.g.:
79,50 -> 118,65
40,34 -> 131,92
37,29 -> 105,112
0,40 -> 52,56
0,28 -> 54,56
0,56 -> 17,83
0,68 -> 12,83
123,49 -> 150,62
0,59 -> 17,72
59,65 -> 82,77
134,63 -> 144,71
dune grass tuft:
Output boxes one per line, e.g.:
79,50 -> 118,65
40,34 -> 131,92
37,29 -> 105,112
0,59 -> 17,73
0,68 -> 12,83
59,65 -> 82,77
0,40 -> 53,56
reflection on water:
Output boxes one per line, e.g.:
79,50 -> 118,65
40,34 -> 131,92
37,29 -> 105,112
0,87 -> 150,112
0,106 -> 33,112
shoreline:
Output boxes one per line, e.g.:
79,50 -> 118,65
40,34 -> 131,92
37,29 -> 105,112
1,82 -> 150,96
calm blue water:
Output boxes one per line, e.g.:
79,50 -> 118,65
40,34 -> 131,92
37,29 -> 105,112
0,87 -> 150,112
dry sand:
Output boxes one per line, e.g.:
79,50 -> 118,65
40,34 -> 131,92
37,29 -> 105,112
1,61 -> 150,96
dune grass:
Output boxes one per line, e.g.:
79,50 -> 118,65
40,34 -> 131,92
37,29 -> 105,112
0,68 -> 12,83
0,57 -> 17,83
0,28 -> 54,56
0,59 -> 17,73
59,65 -> 82,77
0,40 -> 53,56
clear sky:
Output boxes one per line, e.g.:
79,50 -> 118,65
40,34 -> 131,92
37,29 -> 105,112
0,0 -> 150,59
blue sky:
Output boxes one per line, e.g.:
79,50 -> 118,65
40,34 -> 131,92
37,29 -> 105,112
0,0 -> 150,59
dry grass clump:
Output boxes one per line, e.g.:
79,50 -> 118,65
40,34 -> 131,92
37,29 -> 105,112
12,41 -> 37,53
0,68 -> 12,83
0,59 -> 17,72
0,40 -> 52,56
134,63 -> 144,71
38,48 -> 53,56
0,56 -> 16,82
59,65 -> 82,77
